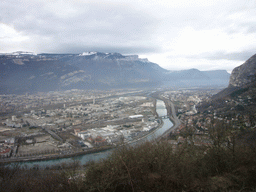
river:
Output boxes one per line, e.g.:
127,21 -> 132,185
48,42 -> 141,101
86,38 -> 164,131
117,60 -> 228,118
16,99 -> 173,167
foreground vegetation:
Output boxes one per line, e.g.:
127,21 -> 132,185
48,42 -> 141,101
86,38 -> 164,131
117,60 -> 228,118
1,130 -> 256,192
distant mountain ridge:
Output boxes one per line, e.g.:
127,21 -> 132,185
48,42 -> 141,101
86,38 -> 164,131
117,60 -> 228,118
0,51 -> 230,94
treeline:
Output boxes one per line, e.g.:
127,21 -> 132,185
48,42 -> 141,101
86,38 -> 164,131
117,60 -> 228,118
1,130 -> 256,191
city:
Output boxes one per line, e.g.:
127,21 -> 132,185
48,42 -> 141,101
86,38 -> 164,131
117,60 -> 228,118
0,88 -> 226,162
0,89 -> 161,161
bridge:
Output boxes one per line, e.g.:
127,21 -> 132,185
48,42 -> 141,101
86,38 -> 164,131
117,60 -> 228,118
160,115 -> 169,119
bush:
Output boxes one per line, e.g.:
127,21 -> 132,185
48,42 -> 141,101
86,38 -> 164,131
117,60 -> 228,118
1,136 -> 256,192
83,140 -> 256,192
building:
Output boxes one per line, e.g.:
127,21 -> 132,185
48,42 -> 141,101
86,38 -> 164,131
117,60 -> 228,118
74,128 -> 81,135
78,131 -> 91,140
5,138 -> 15,144
12,115 -> 17,121
94,136 -> 107,146
0,148 -> 12,158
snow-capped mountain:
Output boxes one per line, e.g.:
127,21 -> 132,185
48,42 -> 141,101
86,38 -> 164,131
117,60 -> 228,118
0,52 -> 230,94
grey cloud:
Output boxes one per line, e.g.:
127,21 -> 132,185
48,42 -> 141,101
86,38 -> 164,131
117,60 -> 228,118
1,0 -> 256,72
0,0 -> 160,53
187,51 -> 256,61
225,22 -> 256,35
242,23 -> 256,34
48,43 -> 161,55
162,1 -> 256,36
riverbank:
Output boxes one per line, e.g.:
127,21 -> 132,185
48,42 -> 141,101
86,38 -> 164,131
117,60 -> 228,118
0,146 -> 114,165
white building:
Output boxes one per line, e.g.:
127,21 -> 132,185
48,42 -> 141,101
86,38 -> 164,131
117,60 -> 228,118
12,116 -> 17,121
78,131 -> 91,140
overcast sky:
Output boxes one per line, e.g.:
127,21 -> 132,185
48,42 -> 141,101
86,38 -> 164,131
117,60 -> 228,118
1,0 -> 256,71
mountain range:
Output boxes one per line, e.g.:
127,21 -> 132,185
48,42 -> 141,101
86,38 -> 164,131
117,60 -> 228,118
0,51 -> 230,94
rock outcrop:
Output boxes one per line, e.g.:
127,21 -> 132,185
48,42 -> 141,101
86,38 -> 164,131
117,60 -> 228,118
213,53 -> 256,100
229,54 -> 256,87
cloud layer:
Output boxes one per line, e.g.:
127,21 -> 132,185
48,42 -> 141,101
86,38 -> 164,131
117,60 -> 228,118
1,0 -> 256,71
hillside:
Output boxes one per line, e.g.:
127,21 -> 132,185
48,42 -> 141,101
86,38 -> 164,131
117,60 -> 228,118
198,53 -> 256,120
213,54 -> 256,100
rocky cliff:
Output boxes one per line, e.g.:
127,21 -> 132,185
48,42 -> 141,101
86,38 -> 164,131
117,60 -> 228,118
229,54 -> 256,87
213,53 -> 256,100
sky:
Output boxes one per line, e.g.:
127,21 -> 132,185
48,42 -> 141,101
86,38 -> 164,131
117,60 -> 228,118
1,0 -> 256,72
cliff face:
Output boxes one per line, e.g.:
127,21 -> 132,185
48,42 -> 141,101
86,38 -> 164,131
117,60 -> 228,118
229,54 -> 256,87
212,53 -> 256,100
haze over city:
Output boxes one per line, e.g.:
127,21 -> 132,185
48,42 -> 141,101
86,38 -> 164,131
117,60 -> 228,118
1,0 -> 256,72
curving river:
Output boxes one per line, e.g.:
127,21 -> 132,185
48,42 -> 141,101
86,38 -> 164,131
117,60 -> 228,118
17,99 -> 173,167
